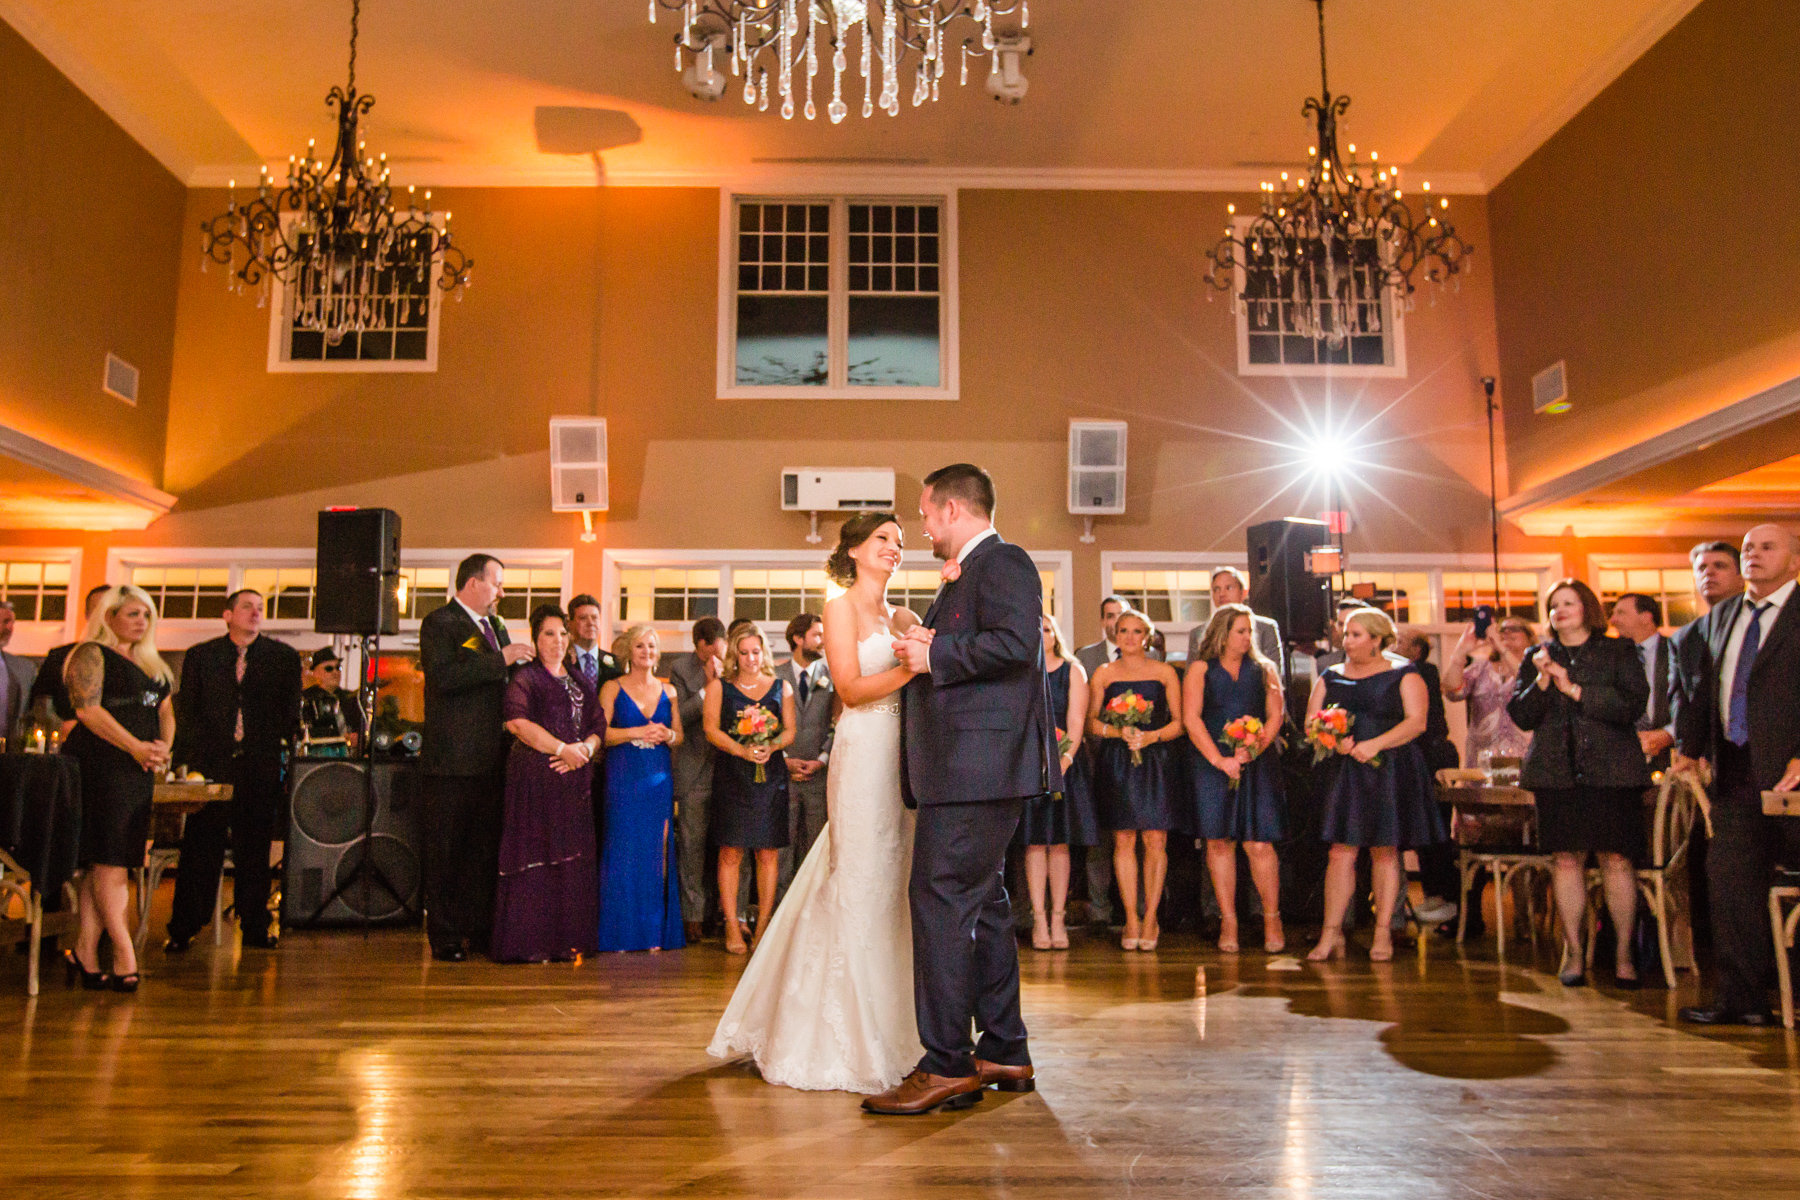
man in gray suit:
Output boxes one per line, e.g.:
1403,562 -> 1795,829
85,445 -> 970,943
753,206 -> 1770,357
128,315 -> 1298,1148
666,615 -> 727,945
1210,567 -> 1284,665
0,602 -> 39,746
774,612 -> 834,900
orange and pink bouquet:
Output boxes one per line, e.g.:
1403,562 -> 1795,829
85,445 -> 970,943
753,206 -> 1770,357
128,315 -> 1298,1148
1218,715 -> 1266,790
732,705 -> 781,783
1102,690 -> 1157,766
1306,705 -> 1379,767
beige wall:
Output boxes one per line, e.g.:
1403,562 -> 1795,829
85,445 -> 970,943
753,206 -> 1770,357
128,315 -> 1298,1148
1489,0 -> 1800,495
0,19 -> 184,486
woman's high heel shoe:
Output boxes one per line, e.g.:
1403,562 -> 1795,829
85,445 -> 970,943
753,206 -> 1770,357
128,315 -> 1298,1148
1139,922 -> 1160,952
1368,936 -> 1395,963
1306,932 -> 1347,962
1263,916 -> 1286,954
110,971 -> 140,994
1030,910 -> 1051,951
1558,943 -> 1588,987
1217,917 -> 1239,954
1120,926 -> 1141,951
64,949 -> 108,991
1049,909 -> 1069,951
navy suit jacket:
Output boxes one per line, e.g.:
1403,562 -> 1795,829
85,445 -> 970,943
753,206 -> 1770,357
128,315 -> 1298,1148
1675,590 -> 1800,791
900,534 -> 1061,808
419,601 -> 513,778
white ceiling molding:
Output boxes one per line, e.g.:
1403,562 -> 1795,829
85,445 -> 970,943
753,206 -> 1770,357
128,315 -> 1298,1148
1498,372 -> 1800,519
0,424 -> 177,520
1479,0 -> 1705,189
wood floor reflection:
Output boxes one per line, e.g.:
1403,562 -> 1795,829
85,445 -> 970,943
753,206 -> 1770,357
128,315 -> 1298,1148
7,909 -> 1800,1198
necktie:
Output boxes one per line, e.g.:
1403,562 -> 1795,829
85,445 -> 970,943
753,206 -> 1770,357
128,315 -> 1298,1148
1634,642 -> 1652,731
234,642 -> 248,743
480,615 -> 500,651
1727,602 -> 1768,746
797,666 -> 810,707
581,651 -> 597,684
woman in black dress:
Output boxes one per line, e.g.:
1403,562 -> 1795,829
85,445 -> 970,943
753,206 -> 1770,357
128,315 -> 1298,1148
1507,579 -> 1650,987
1086,610 -> 1184,952
61,586 -> 175,993
1022,614 -> 1090,951
1306,607 -> 1445,962
704,620 -> 797,955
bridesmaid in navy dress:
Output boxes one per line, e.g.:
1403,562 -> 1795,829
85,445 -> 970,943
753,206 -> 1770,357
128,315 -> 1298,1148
1021,614 -> 1091,952
704,620 -> 798,955
1181,603 -> 1288,954
1086,610 -> 1184,952
1305,607 -> 1445,962
597,624 -> 686,953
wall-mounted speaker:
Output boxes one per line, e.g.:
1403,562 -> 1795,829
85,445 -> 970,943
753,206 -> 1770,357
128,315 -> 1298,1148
1246,517 -> 1332,644
281,758 -> 422,927
315,508 -> 401,636
550,417 -> 608,511
1068,420 -> 1127,515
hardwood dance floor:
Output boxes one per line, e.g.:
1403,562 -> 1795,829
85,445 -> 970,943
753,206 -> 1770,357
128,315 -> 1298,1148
7,905 -> 1800,1198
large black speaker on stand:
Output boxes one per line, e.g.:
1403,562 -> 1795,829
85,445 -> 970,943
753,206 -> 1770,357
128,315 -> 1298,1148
316,508 -> 401,636
282,759 -> 422,926
1246,517 -> 1333,645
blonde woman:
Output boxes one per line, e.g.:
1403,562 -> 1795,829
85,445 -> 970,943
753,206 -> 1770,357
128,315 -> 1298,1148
704,619 -> 798,954
1304,607 -> 1445,962
61,586 -> 175,993
598,624 -> 685,953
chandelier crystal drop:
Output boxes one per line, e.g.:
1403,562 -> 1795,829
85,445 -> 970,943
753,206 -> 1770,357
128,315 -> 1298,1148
199,0 -> 472,344
1205,0 -> 1471,347
650,0 -> 1026,122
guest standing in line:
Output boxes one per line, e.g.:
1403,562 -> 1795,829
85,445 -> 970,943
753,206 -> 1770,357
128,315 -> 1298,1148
0,602 -> 39,746
1508,579 -> 1651,988
598,625 -> 685,953
1306,608 -> 1445,962
1182,603 -> 1287,954
565,593 -> 625,691
1675,526 -> 1800,1025
419,554 -> 534,962
61,586 -> 174,993
492,605 -> 603,963
1397,627 -> 1464,927
1209,567 -> 1285,665
1086,609 -> 1183,952
667,616 -> 727,945
27,585 -> 109,735
774,612 -> 833,901
1442,616 -> 1536,765
1073,594 -> 1127,932
705,620 -> 797,955
166,589 -> 303,952
1608,592 -> 1677,772
1022,614 -> 1090,952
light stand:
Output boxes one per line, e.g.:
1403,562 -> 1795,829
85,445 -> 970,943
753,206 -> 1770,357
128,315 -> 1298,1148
1482,375 -> 1501,607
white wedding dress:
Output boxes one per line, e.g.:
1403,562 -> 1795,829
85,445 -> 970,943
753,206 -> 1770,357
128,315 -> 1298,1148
707,632 -> 921,1093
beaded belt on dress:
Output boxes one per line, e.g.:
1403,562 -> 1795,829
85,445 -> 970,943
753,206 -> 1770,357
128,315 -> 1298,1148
855,700 -> 902,715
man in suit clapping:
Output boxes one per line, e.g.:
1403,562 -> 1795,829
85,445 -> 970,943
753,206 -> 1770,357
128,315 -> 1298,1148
775,612 -> 834,900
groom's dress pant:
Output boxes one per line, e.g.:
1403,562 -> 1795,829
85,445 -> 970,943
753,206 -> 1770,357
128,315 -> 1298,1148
911,796 -> 1031,1078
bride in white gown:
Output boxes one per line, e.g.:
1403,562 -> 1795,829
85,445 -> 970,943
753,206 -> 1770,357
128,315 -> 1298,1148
707,513 -> 924,1093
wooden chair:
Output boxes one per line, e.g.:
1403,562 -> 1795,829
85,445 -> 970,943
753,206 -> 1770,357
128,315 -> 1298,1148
0,845 -> 79,996
1440,770 -> 1551,963
1583,772 -> 1702,987
1769,871 -> 1800,1030
134,806 -> 225,949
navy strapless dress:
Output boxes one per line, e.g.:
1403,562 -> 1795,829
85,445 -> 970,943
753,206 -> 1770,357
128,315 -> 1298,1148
1021,661 -> 1101,846
1094,677 -> 1176,832
1183,658 -> 1288,843
711,678 -> 791,850
1316,665 -> 1446,848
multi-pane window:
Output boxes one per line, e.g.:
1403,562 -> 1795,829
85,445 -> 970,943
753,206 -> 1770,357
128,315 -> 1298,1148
130,566 -> 231,621
617,569 -> 722,624
0,561 -> 70,622
1597,567 -> 1698,629
1341,571 -> 1431,623
1234,221 -> 1403,377
1442,571 -> 1544,623
727,195 -> 952,397
241,567 -> 317,621
398,567 -> 452,620
733,570 -> 828,623
492,568 -> 565,623
269,221 -> 441,372
887,568 -> 1058,620
1108,570 -> 1216,627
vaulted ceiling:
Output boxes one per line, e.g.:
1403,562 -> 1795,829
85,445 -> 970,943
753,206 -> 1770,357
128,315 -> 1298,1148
2,0 -> 1701,190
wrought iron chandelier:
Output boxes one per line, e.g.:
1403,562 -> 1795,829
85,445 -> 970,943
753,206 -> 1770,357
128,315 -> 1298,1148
199,0 -> 472,343
650,0 -> 1027,122
1205,0 -> 1471,346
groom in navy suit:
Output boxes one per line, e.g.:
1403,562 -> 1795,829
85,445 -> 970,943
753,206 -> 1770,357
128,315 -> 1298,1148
866,463 -> 1062,1115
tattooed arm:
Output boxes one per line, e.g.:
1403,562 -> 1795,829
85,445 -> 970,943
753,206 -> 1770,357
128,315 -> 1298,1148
65,644 -> 167,772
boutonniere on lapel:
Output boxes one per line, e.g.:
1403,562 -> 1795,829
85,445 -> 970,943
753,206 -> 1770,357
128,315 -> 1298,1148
939,560 -> 962,585
599,652 -> 619,671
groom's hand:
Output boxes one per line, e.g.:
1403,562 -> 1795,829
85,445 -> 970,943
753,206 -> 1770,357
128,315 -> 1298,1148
893,636 -> 932,674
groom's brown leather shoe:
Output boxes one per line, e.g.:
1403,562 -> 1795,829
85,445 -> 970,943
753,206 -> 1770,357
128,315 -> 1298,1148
973,1058 -> 1036,1093
861,1070 -> 985,1115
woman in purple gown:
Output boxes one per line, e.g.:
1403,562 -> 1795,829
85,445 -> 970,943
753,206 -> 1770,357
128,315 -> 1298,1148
491,605 -> 604,963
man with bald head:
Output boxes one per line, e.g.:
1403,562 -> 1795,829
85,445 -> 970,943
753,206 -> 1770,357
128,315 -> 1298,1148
1675,524 -> 1800,1026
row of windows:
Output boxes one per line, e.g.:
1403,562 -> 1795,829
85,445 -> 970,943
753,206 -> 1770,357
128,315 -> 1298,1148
614,565 -> 1058,632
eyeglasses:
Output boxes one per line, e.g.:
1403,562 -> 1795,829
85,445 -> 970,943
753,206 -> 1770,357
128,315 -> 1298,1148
319,664 -> 340,674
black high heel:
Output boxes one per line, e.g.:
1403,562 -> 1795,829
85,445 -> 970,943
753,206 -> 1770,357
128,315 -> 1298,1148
63,948 -> 110,991
110,971 -> 141,994
1558,942 -> 1587,988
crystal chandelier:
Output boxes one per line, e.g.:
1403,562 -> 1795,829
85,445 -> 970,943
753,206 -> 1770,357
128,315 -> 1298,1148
1205,0 -> 1471,346
650,0 -> 1027,122
199,0 -> 472,343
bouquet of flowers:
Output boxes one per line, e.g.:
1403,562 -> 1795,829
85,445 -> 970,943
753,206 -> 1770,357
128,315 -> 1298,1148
1217,715 -> 1265,790
1102,690 -> 1157,766
1306,705 -> 1379,767
732,705 -> 781,783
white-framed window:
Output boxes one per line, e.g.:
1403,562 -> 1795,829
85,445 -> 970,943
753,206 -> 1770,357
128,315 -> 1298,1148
0,549 -> 82,653
265,216 -> 444,373
1591,557 -> 1701,630
1230,217 -> 1406,378
1101,555 -> 1250,659
604,549 -> 1067,654
718,193 -> 959,400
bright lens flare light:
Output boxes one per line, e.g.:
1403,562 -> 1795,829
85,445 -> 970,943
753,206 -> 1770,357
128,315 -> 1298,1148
1298,436 -> 1361,479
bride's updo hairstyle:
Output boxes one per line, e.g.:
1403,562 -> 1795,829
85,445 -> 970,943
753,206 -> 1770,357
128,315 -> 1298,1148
825,511 -> 901,588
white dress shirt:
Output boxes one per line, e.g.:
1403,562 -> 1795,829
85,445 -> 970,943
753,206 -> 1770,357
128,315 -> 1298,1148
1634,631 -> 1673,735
955,525 -> 998,565
454,596 -> 496,642
1718,578 -> 1795,727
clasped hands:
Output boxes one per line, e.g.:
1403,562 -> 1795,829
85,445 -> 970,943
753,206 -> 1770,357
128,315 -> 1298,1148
133,738 -> 172,773
892,624 -> 934,674
1530,648 -> 1581,700
549,740 -> 595,775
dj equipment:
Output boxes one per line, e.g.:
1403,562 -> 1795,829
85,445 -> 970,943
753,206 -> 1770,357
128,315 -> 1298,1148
281,758 -> 422,927
1246,517 -> 1333,645
315,507 -> 402,636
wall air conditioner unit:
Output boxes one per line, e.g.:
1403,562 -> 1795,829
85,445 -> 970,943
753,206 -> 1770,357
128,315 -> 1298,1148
549,417 -> 608,511
780,467 -> 896,513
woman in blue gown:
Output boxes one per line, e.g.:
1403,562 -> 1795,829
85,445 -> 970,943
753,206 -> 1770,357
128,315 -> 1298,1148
597,624 -> 686,953
1305,607 -> 1445,962
1020,614 -> 1092,951
1180,603 -> 1288,954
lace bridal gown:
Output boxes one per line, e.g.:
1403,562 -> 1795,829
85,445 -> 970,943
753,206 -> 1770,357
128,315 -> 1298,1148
707,633 -> 921,1093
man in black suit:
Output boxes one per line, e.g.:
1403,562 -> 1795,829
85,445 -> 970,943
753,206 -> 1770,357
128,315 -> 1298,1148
419,553 -> 533,961
1675,525 -> 1800,1026
867,464 -> 1059,1116
1609,592 -> 1676,771
1671,541 -> 1744,944
26,585 -> 110,732
166,589 -> 304,951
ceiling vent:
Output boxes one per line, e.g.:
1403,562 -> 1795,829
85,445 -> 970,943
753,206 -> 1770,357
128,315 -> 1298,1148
1532,360 -> 1570,414
103,353 -> 139,405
